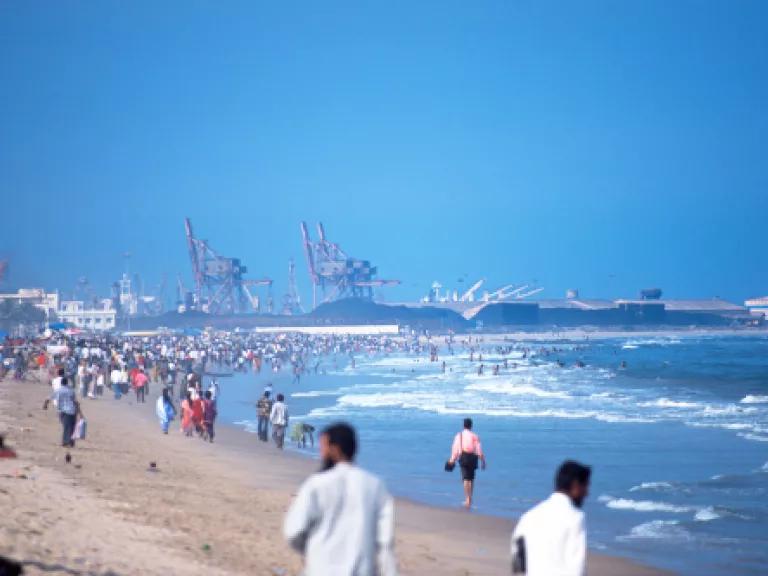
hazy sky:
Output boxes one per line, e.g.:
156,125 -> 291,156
1,1 -> 766,306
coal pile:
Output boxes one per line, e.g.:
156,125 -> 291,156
311,298 -> 468,330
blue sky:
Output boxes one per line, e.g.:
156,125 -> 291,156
1,1 -> 766,305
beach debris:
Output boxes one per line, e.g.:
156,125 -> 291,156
201,543 -> 211,553
0,469 -> 28,480
147,461 -> 158,472
64,453 -> 72,464
0,435 -> 17,459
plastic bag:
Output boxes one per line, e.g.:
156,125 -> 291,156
72,418 -> 87,441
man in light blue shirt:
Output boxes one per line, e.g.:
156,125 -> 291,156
44,377 -> 79,447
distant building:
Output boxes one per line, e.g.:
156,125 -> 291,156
745,297 -> 768,319
0,288 -> 59,318
58,299 -> 116,331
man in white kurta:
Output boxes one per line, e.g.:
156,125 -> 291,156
511,460 -> 591,576
284,423 -> 397,576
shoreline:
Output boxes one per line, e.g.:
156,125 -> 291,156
0,373 -> 669,575
423,327 -> 768,343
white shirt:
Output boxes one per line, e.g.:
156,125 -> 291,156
270,401 -> 288,426
512,492 -> 586,576
284,462 -> 397,576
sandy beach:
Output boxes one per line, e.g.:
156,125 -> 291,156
0,372 -> 668,576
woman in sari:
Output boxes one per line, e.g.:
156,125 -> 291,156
191,394 -> 204,437
156,388 -> 176,434
180,392 -> 195,437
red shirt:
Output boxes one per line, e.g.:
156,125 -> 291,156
133,372 -> 148,389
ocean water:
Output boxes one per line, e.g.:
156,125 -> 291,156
218,335 -> 768,575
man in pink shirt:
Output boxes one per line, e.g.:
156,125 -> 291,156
448,418 -> 487,508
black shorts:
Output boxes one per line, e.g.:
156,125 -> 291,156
459,452 -> 479,481
460,465 -> 476,481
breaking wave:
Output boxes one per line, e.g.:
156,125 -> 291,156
639,398 -> 701,409
618,520 -> 692,542
740,395 -> 768,404
598,495 -> 691,513
629,481 -> 675,492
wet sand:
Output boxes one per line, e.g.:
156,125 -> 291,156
0,373 -> 669,575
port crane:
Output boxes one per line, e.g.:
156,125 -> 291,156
459,279 -> 485,302
184,218 -> 272,314
300,221 -> 399,309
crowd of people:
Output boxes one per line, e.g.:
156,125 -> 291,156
2,330 -> 595,575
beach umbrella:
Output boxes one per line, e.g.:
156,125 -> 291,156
48,322 -> 68,330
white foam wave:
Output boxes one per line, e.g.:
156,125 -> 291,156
738,433 -> 768,443
629,481 -> 675,492
465,380 -> 571,399
623,338 -> 682,347
686,421 -> 753,431
694,507 -> 721,522
330,393 -> 647,423
598,495 -> 690,513
700,404 -> 757,416
618,520 -> 692,542
740,394 -> 768,404
306,406 -> 345,418
291,390 -> 340,398
594,414 -> 656,424
639,398 -> 700,409
234,419 -> 259,434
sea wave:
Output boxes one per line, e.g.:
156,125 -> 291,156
629,481 -> 675,492
598,495 -> 690,513
738,433 -> 768,443
326,393 -> 651,423
291,390 -> 341,398
464,380 -> 571,399
594,414 -> 656,424
699,405 -> 758,416
622,338 -> 682,348
685,421 -> 753,431
639,398 -> 701,409
694,506 -> 721,522
618,520 -> 692,542
740,394 -> 768,404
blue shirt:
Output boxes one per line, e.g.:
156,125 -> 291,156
51,386 -> 77,415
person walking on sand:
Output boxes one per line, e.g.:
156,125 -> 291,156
133,368 -> 148,403
256,391 -> 273,442
180,392 -> 195,437
201,390 -> 217,442
156,388 -> 176,434
43,377 -> 80,448
284,422 -> 397,576
270,393 -> 288,449
510,460 -> 590,576
447,418 -> 486,508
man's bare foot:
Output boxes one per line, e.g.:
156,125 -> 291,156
463,500 -> 471,509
